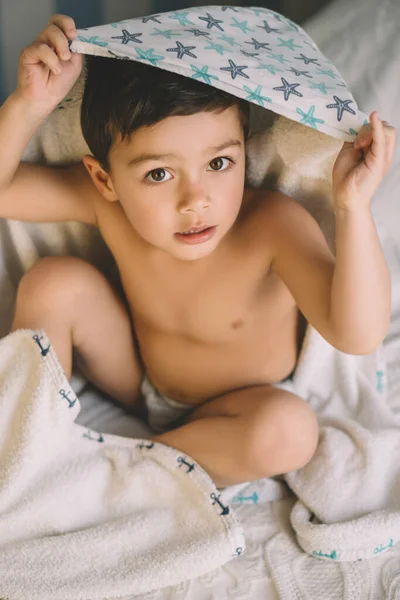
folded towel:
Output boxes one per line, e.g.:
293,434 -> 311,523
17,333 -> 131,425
0,329 -> 244,599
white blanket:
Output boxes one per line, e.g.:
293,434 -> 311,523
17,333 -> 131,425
0,328 -> 244,599
2,230 -> 400,600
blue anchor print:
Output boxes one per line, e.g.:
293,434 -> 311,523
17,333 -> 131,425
232,491 -> 259,504
233,546 -> 243,557
33,334 -> 51,356
177,456 -> 195,472
59,388 -> 77,408
210,492 -> 230,515
83,429 -> 104,443
312,549 -> 337,559
137,441 -> 155,449
376,370 -> 385,393
373,538 -> 393,554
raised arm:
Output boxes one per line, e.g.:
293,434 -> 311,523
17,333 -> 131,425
0,15 -> 96,225
269,112 -> 396,355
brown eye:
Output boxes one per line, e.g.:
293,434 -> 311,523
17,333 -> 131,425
209,158 -> 224,170
208,157 -> 232,172
149,168 -> 166,182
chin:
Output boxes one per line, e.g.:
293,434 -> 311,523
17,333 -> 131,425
172,238 -> 220,261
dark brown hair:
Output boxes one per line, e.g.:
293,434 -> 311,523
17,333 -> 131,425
81,55 -> 250,171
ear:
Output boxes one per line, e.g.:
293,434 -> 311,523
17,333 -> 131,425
82,155 -> 119,202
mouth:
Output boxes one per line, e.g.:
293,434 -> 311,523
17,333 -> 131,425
174,224 -> 217,245
179,224 -> 211,235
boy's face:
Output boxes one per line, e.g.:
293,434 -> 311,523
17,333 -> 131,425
106,106 -> 246,261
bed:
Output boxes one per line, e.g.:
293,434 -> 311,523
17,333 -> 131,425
1,0 -> 400,598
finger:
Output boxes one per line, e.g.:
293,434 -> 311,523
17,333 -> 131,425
383,123 -> 397,173
37,24 -> 71,61
369,111 -> 385,162
354,123 -> 372,149
21,42 -> 61,74
48,14 -> 77,38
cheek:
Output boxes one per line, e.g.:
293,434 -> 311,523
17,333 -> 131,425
119,192 -> 171,239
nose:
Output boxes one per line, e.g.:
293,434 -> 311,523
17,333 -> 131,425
177,183 -> 211,214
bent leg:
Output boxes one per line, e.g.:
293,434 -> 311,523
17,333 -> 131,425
152,385 -> 319,488
11,256 -> 143,410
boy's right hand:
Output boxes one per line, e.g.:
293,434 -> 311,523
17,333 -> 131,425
15,14 -> 82,112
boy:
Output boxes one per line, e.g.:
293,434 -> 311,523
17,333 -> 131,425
0,15 -> 396,488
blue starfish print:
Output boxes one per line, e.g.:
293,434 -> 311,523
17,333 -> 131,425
285,19 -> 300,32
221,5 -> 239,11
151,28 -> 181,39
256,63 -> 282,75
257,20 -> 280,34
168,11 -> 194,26
296,105 -> 325,129
108,50 -> 131,60
295,53 -> 320,66
326,96 -> 356,121
309,81 -> 332,94
109,20 -> 129,28
349,128 -> 359,136
251,9 -> 265,17
185,28 -> 211,38
230,18 -> 255,34
303,40 -> 317,50
241,50 -> 259,58
190,64 -> 219,84
277,37 -> 302,51
142,15 -> 161,24
167,41 -> 197,60
289,67 -> 312,78
77,35 -> 108,47
198,13 -> 224,31
220,59 -> 249,80
317,68 -> 337,79
135,47 -> 165,66
111,30 -> 143,45
243,84 -> 271,106
218,34 -> 239,47
246,38 -> 270,51
273,77 -> 303,101
204,43 -> 230,56
265,52 -> 290,65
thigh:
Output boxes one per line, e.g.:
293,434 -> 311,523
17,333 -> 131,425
15,256 -> 144,409
185,384 -> 319,463
185,384 -> 291,421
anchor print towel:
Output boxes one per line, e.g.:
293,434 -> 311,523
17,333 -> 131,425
0,329 -> 244,600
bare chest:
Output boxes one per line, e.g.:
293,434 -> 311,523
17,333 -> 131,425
98,215 -> 292,344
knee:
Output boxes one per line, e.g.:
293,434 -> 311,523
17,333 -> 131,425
16,256 -> 99,306
248,390 -> 319,477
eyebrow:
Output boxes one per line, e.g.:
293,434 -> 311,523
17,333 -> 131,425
127,138 -> 242,167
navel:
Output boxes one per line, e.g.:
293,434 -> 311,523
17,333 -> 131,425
231,319 -> 244,329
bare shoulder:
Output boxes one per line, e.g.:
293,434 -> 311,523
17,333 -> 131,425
246,188 -> 327,242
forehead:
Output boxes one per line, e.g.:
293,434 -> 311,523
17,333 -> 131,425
112,106 -> 244,161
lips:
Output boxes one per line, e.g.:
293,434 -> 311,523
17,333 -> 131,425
179,224 -> 211,235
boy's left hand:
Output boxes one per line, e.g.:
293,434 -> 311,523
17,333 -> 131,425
332,111 -> 396,211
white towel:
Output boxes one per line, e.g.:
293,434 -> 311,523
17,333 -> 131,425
0,329 -> 244,600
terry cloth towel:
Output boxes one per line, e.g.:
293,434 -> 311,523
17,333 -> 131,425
268,310 -> 400,566
68,5 -> 368,141
0,329 -> 244,600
